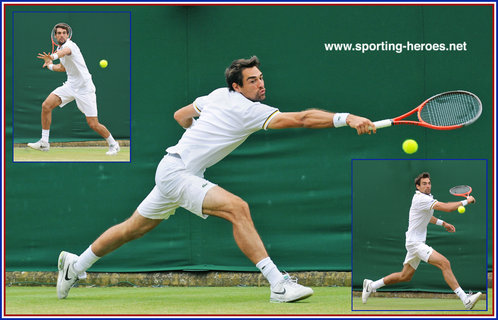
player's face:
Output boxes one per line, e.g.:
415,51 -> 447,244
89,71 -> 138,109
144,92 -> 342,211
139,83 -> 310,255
416,178 -> 432,195
55,28 -> 69,45
233,67 -> 266,102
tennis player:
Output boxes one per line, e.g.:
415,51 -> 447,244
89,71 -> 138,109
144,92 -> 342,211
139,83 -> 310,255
362,172 -> 481,310
57,56 -> 375,302
28,23 -> 120,155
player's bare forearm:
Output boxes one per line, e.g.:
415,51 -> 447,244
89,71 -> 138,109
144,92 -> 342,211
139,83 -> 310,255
433,197 -> 475,212
267,109 -> 375,135
174,104 -> 200,128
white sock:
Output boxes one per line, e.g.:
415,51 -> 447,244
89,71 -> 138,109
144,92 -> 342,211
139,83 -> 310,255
73,245 -> 101,275
41,130 -> 50,143
105,134 -> 117,146
371,278 -> 386,290
256,257 -> 284,287
454,287 -> 468,303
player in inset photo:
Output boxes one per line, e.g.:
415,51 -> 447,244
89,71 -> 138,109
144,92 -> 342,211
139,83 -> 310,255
361,172 -> 482,310
28,22 -> 120,155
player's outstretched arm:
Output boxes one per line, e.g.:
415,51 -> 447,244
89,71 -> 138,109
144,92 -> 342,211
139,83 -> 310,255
267,109 -> 376,135
174,104 -> 200,128
433,196 -> 475,212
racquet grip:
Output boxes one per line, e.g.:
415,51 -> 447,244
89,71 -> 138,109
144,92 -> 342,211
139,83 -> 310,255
370,119 -> 393,130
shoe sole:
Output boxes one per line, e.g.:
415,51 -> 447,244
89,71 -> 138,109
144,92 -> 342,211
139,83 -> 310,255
57,251 -> 67,299
270,292 -> 313,303
362,279 -> 370,304
27,145 -> 49,152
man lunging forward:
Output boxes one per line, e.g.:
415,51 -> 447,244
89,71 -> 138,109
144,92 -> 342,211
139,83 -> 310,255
28,23 -> 120,155
56,56 -> 375,302
362,172 -> 482,310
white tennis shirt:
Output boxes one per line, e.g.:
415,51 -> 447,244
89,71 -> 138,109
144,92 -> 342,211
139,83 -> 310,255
166,88 -> 280,174
405,190 -> 438,243
58,39 -> 94,93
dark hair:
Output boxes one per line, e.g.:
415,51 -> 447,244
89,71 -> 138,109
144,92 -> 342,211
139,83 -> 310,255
54,23 -> 71,34
414,172 -> 431,186
225,56 -> 260,91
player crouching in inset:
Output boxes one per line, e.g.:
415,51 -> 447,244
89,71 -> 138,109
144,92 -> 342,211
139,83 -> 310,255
28,22 -> 120,155
362,172 -> 482,310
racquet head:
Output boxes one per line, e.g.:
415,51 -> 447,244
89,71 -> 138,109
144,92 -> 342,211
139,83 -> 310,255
449,185 -> 472,197
51,22 -> 72,52
418,91 -> 482,129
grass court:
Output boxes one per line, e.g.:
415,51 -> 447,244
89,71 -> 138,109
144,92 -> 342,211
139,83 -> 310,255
5,286 -> 492,316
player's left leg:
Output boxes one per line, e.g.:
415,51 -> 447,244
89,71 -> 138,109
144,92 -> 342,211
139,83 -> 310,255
428,249 -> 482,309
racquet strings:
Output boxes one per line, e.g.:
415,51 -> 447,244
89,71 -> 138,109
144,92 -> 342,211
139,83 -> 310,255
450,185 -> 471,195
419,92 -> 481,127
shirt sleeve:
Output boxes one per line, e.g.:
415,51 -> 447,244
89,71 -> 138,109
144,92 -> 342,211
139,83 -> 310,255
418,194 -> 438,211
244,103 -> 279,132
193,95 -> 208,113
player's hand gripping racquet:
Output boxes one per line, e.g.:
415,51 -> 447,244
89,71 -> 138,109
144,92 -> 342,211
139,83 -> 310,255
371,91 -> 482,130
449,185 -> 472,199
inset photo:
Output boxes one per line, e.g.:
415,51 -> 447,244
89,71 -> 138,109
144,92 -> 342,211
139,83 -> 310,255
12,12 -> 130,162
352,159 -> 488,312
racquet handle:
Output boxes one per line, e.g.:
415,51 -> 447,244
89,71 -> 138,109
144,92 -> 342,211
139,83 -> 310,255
369,119 -> 393,130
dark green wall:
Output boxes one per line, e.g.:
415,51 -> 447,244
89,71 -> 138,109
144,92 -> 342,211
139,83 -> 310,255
5,5 -> 493,291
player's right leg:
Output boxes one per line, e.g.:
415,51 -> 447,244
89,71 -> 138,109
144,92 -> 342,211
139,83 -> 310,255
202,186 -> 313,302
428,249 -> 482,309
27,93 -> 61,151
57,210 -> 162,299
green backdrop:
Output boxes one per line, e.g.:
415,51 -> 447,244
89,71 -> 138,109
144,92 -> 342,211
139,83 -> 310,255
352,160 -> 487,293
4,5 -> 493,292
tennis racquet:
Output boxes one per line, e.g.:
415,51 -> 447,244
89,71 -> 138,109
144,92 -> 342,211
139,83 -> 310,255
50,22 -> 72,53
372,91 -> 482,130
449,185 -> 472,198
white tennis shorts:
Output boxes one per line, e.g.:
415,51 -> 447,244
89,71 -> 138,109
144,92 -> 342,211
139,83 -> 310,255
403,241 -> 434,270
52,82 -> 98,117
137,154 -> 217,220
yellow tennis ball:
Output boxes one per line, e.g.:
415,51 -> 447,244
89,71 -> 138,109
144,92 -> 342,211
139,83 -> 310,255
99,59 -> 108,68
402,139 -> 418,154
458,206 -> 465,214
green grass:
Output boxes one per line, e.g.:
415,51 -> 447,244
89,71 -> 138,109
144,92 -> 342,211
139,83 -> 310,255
13,146 -> 130,162
6,286 -> 346,315
5,287 -> 493,316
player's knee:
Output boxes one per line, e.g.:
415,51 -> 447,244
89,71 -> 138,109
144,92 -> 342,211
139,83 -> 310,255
42,100 -> 54,112
228,196 -> 251,221
87,120 -> 100,131
440,257 -> 451,270
400,273 -> 413,282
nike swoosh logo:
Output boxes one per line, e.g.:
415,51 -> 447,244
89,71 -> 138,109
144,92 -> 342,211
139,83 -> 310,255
272,288 -> 286,295
64,265 -> 72,281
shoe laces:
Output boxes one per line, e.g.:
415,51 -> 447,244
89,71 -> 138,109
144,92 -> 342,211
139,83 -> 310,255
282,273 -> 300,287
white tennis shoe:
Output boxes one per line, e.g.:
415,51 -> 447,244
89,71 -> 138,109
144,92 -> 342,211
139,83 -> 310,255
464,292 -> 482,310
27,139 -> 50,151
362,279 -> 375,304
270,273 -> 313,303
57,251 -> 86,299
106,142 -> 120,155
